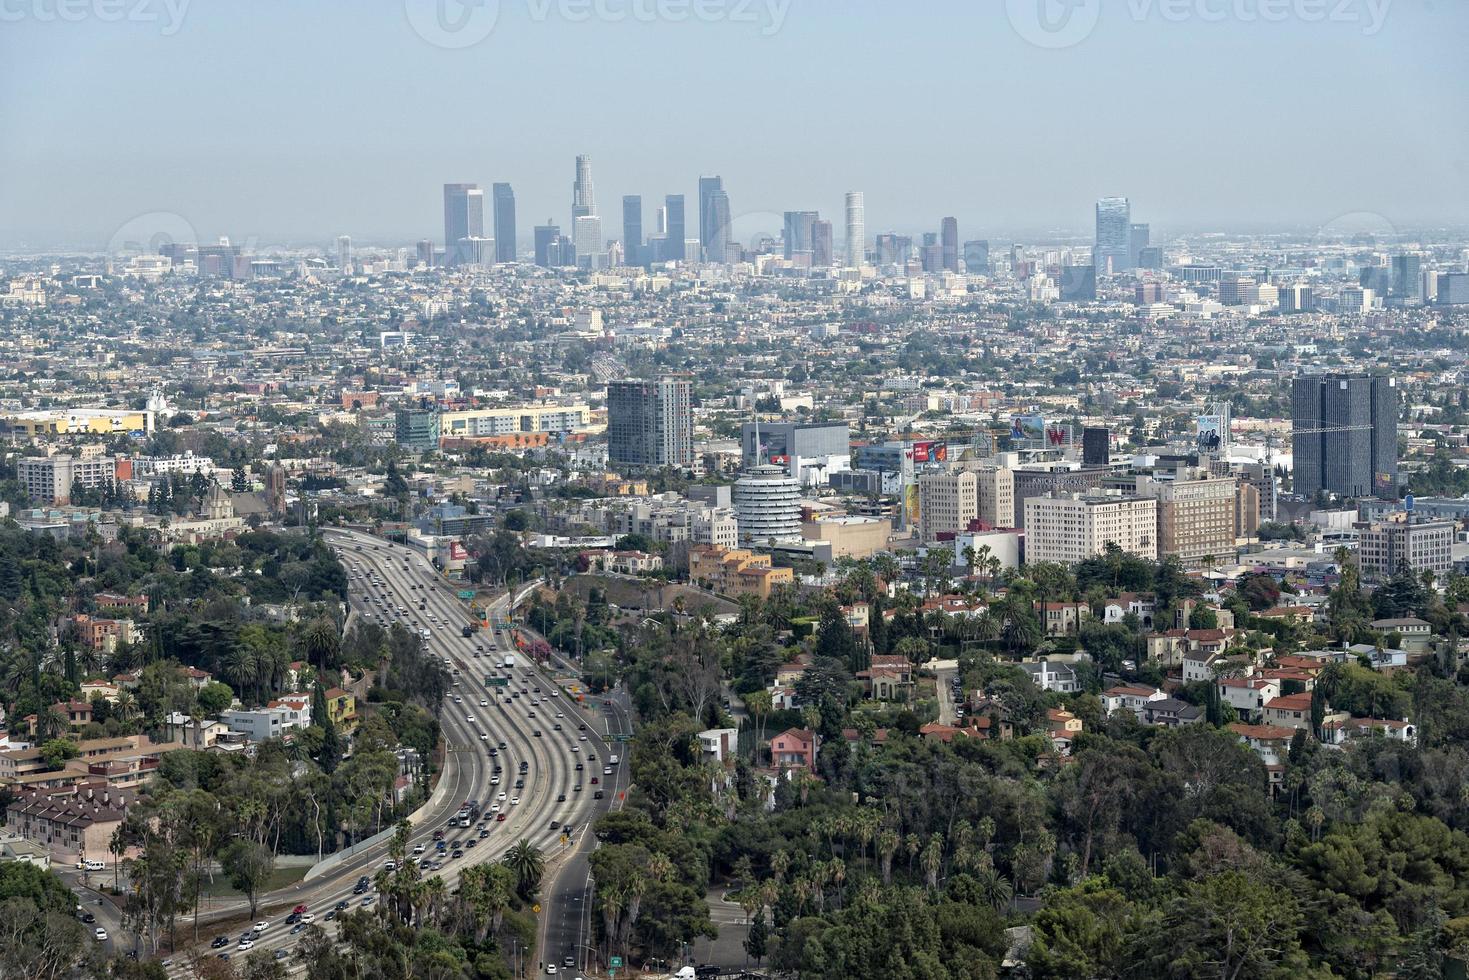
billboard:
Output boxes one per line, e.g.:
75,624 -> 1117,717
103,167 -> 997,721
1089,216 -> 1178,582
1044,424 -> 1073,448
910,440 -> 948,463
1196,415 -> 1225,454
1011,414 -> 1045,444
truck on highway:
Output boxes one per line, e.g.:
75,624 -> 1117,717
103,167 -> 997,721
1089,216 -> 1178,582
461,625 -> 474,637
608,754 -> 619,766
500,655 -> 515,670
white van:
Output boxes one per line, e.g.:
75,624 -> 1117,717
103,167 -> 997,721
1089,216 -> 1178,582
76,859 -> 105,872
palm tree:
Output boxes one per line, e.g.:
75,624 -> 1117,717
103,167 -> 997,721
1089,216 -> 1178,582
878,829 -> 900,885
921,833 -> 943,893
975,867 -> 1014,911
301,616 -> 341,674
502,838 -> 545,897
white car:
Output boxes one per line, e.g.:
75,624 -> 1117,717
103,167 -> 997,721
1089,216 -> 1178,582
510,797 -> 520,806
480,699 -> 489,707
497,792 -> 507,802
255,921 -> 268,932
579,735 -> 587,741
300,913 -> 316,924
570,745 -> 579,753
94,928 -> 108,942
238,939 -> 254,951
412,844 -> 426,855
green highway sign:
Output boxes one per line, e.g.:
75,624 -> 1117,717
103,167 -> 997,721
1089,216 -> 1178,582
609,956 -> 622,968
612,733 -> 631,742
485,676 -> 509,687
457,590 -> 476,600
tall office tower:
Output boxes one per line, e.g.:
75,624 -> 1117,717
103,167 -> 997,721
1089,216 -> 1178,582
940,217 -> 959,271
492,183 -> 516,263
1360,266 -> 1391,295
783,211 -> 818,262
1094,196 -> 1132,275
443,182 -> 483,266
533,221 -> 561,267
1128,222 -> 1150,269
963,240 -> 989,274
875,233 -> 912,266
844,191 -> 865,267
697,176 -> 732,262
1135,282 -> 1164,305
1219,275 -> 1257,305
734,465 -> 804,545
572,155 -> 596,220
811,220 -> 833,267
336,235 -> 352,271
416,239 -> 434,268
1278,283 -> 1314,313
1291,373 -> 1399,500
1137,246 -> 1164,270
573,215 -> 602,269
920,233 -> 942,272
622,195 -> 643,266
1059,264 -> 1096,301
662,195 -> 686,263
1390,254 -> 1423,303
1082,427 -> 1111,465
606,378 -> 695,469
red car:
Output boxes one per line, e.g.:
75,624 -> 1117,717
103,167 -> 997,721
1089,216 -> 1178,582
496,813 -> 507,822
292,905 -> 308,915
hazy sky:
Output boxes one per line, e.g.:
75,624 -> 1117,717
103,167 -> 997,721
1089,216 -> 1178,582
3,0 -> 1467,251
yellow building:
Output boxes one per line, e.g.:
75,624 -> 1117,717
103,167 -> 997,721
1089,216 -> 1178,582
801,516 -> 892,559
688,545 -> 794,600
4,408 -> 150,437
323,688 -> 358,733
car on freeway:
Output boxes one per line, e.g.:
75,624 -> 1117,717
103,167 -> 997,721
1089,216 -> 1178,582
94,928 -> 109,942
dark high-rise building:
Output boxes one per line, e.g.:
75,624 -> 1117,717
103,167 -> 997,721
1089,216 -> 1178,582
783,211 -> 818,262
1082,427 -> 1111,466
1059,264 -> 1097,301
1359,266 -> 1391,296
963,240 -> 989,274
662,194 -> 686,262
1094,196 -> 1131,274
1128,222 -> 1150,269
876,233 -> 912,266
443,183 -> 483,266
811,220 -> 833,267
533,221 -> 561,268
607,379 -> 694,469
1137,246 -> 1164,270
416,239 -> 434,268
492,183 -> 516,263
622,195 -> 643,267
920,235 -> 942,273
1291,373 -> 1398,500
698,176 -> 731,262
940,217 -> 959,271
1390,254 -> 1423,303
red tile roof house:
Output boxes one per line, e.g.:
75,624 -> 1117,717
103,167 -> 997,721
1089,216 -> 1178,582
769,728 -> 818,770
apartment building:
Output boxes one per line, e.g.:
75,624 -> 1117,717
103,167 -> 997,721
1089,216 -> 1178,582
687,545 -> 794,599
1023,493 -> 1158,564
17,455 -> 122,505
1135,471 -> 1239,566
1355,516 -> 1454,582
917,465 -> 1012,543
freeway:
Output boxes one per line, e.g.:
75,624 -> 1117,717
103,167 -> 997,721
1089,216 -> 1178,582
162,528 -> 612,975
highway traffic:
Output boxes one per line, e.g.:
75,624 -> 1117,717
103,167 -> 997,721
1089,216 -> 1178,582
157,528 -> 627,976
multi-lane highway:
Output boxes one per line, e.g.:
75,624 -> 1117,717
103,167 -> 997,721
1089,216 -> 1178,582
159,528 -> 629,977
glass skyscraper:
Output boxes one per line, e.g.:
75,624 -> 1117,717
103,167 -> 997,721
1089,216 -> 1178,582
622,195 -> 642,267
1292,373 -> 1398,500
492,183 -> 516,263
1094,196 -> 1131,275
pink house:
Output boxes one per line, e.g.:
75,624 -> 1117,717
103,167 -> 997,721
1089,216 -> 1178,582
769,728 -> 818,770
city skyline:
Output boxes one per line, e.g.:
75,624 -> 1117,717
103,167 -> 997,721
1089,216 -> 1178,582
3,3 -> 1467,249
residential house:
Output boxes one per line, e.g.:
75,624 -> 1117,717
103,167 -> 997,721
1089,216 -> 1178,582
698,728 -> 739,764
1036,602 -> 1090,636
1020,659 -> 1080,694
322,689 -> 357,733
5,781 -> 135,864
1102,592 -> 1157,630
1142,697 -> 1204,727
1217,677 -> 1280,722
769,728 -> 818,770
1369,617 -> 1433,653
1100,685 -> 1166,720
1229,722 -> 1297,792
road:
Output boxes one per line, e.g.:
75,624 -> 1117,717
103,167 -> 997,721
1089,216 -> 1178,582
155,529 -> 612,976
931,659 -> 960,725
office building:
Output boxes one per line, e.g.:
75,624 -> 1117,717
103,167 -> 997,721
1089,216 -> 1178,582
662,195 -> 685,263
533,221 -> 561,267
917,465 -> 1013,543
844,192 -> 864,267
1059,264 -> 1096,301
1291,373 -> 1398,500
1438,272 -> 1469,305
1024,493 -> 1159,564
1011,467 -> 1111,527
573,215 -> 602,270
783,211 -> 818,263
698,177 -> 732,263
1219,275 -> 1256,305
394,409 -> 440,453
1094,197 -> 1132,274
17,455 -> 121,505
963,240 -> 989,274
492,183 -> 516,263
741,421 -> 850,486
415,239 -> 434,268
811,220 -> 833,267
336,235 -> 352,271
1355,516 -> 1454,582
1128,223 -> 1150,269
1137,245 -> 1164,270
875,233 -> 911,266
572,154 -> 595,220
734,464 -> 803,544
1390,254 -> 1423,303
1278,283 -> 1314,313
940,217 -> 959,272
606,379 -> 694,469
1082,427 -> 1111,466
442,183 -> 484,267
620,195 -> 643,267
1136,472 -> 1239,567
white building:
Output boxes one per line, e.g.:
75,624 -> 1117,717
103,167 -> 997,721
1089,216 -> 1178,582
734,465 -> 803,545
219,696 -> 311,744
1023,493 -> 1159,565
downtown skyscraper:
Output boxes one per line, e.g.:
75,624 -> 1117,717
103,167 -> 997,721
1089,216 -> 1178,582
492,183 -> 516,263
844,191 -> 864,268
698,176 -> 731,263
1094,196 -> 1131,275
1292,372 -> 1399,500
443,182 -> 484,267
622,195 -> 643,267
941,216 -> 959,272
663,194 -> 686,263
571,155 -> 600,269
